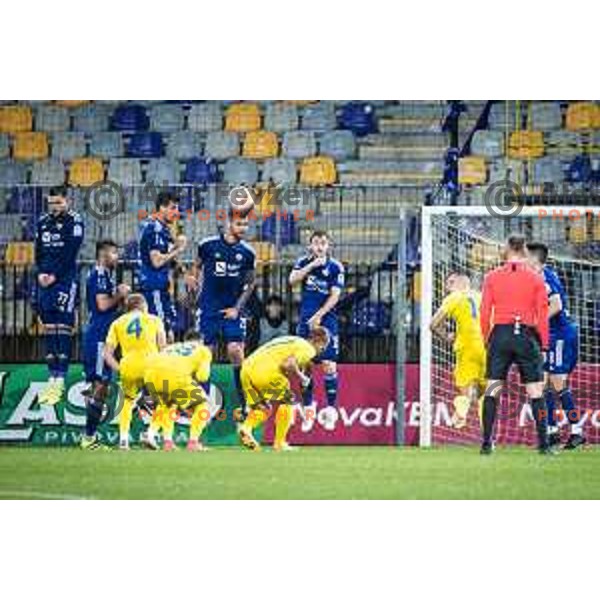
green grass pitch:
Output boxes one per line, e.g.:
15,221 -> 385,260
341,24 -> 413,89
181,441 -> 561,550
1,446 -> 599,499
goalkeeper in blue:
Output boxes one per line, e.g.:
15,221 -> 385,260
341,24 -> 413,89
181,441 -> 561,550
527,242 -> 585,449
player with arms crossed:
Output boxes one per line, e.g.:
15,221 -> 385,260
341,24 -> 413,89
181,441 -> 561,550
237,328 -> 330,451
527,242 -> 584,449
289,231 -> 344,432
35,187 -> 84,405
103,294 -> 166,449
430,273 -> 486,429
80,240 -> 130,449
187,208 -> 256,416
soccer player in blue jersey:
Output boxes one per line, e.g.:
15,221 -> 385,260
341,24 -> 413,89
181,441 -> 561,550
527,242 -> 585,449
138,192 -> 187,342
80,239 -> 131,449
35,187 -> 84,405
187,208 -> 256,415
289,230 -> 345,432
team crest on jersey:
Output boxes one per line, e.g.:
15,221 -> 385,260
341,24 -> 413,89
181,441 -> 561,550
215,261 -> 226,276
236,253 -> 243,261
42,232 -> 51,243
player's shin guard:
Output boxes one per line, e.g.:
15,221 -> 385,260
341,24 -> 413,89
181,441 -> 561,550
531,397 -> 549,450
482,395 -> 497,445
302,378 -> 314,406
544,388 -> 558,432
55,329 -> 72,378
232,365 -> 246,414
324,373 -> 338,408
560,388 -> 582,434
44,330 -> 60,378
274,404 -> 293,448
190,404 -> 210,442
85,396 -> 104,437
119,397 -> 135,443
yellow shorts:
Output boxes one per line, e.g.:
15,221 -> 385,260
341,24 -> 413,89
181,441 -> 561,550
144,370 -> 207,410
454,347 -> 487,389
119,353 -> 148,401
241,365 -> 291,406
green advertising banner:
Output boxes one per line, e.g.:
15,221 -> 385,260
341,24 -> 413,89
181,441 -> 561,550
0,364 -> 244,446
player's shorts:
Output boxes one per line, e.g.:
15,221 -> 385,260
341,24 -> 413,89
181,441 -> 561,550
82,324 -> 112,383
119,353 -> 151,402
545,322 -> 579,375
198,309 -> 247,346
240,364 -> 291,407
38,280 -> 78,327
144,370 -> 206,410
297,315 -> 339,362
142,289 -> 177,333
454,345 -> 487,389
486,324 -> 544,384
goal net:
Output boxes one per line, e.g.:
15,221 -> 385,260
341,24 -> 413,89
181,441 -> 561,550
420,205 -> 600,447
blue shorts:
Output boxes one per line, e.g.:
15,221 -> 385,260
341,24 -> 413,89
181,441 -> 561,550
545,322 -> 578,375
297,316 -> 339,362
142,289 -> 177,332
82,324 -> 113,383
38,280 -> 78,327
198,310 -> 247,346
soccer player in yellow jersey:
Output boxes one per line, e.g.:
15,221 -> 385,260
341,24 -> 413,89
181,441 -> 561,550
103,294 -> 166,449
238,327 -> 329,451
430,273 -> 487,429
143,336 -> 213,452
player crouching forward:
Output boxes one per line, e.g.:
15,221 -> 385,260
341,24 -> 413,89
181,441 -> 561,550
143,337 -> 213,452
238,328 -> 330,452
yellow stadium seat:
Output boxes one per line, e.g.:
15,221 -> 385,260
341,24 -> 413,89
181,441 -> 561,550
5,242 -> 35,266
568,221 -> 587,244
252,241 -> 277,263
507,131 -> 544,159
299,156 -> 337,186
243,131 -> 279,159
69,158 -> 105,186
225,103 -> 261,132
566,102 -> 600,130
458,156 -> 487,185
54,100 -> 90,107
13,132 -> 49,160
0,105 -> 33,133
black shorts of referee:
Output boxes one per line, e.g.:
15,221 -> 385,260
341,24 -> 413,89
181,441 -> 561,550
486,324 -> 544,383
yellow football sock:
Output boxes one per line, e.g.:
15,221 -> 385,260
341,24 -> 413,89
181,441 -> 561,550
162,406 -> 177,441
190,403 -> 210,442
453,395 -> 471,420
274,403 -> 293,448
242,406 -> 269,432
119,397 -> 135,440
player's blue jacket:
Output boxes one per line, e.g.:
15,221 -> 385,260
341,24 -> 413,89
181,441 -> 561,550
85,265 -> 119,335
138,218 -> 173,291
293,254 -> 345,322
197,234 -> 256,314
34,210 -> 84,282
543,265 -> 574,331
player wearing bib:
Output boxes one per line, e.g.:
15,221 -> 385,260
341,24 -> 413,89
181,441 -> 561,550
289,231 -> 344,433
103,294 -> 166,449
143,338 -> 213,451
431,273 -> 487,429
527,242 -> 584,450
238,328 -> 329,452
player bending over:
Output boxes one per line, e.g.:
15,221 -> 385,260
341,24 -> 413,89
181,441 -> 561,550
527,242 -> 584,449
103,294 -> 166,450
430,273 -> 486,429
143,335 -> 213,451
289,231 -> 344,432
238,329 -> 330,451
80,240 -> 130,449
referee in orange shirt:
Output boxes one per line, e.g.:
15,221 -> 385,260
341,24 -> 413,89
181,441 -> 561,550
479,234 -> 551,455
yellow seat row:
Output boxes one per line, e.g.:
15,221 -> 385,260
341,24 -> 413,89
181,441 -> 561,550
566,102 -> 600,131
0,106 -> 33,133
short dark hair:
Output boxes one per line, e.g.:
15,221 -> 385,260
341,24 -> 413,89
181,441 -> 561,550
265,294 -> 283,306
526,241 -> 549,264
506,233 -> 526,254
96,239 -> 118,258
155,191 -> 178,211
48,186 -> 68,198
227,206 -> 252,221
309,230 -> 330,242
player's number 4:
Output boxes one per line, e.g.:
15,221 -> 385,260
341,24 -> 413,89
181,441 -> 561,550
127,316 -> 142,339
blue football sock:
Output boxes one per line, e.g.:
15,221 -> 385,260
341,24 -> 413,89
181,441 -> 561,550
85,397 -> 104,437
55,330 -> 72,378
545,388 -> 557,428
232,364 -> 245,413
44,330 -> 59,378
302,379 -> 314,406
324,372 -> 338,408
560,388 -> 578,424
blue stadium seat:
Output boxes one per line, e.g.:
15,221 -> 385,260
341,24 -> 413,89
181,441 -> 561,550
90,132 -> 123,159
489,102 -> 518,130
183,157 -> 219,184
73,103 -> 112,132
127,132 -> 164,158
0,160 -> 27,185
338,102 -> 376,137
223,158 -> 259,185
470,130 -> 504,158
566,155 -> 592,183
205,132 -> 240,160
108,158 -> 143,185
262,158 -> 297,184
31,159 -> 66,186
319,130 -> 356,160
146,158 -> 180,185
51,132 -> 87,160
111,103 -> 149,131
282,131 -> 316,158
533,157 -> 563,184
149,104 -> 185,132
188,103 -> 223,132
166,132 -> 203,160
530,102 -> 562,130
261,213 -> 296,245
265,103 -> 299,132
347,300 -> 391,336
302,102 -> 336,131
0,134 -> 9,159
35,104 -> 70,132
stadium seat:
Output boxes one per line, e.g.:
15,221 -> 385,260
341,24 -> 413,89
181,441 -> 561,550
35,105 -> 70,132
127,132 -> 164,158
532,157 -> 563,183
223,158 -> 259,185
507,131 -> 544,159
69,158 -> 105,186
251,241 -> 277,266
319,130 -> 357,160
488,102 -> 518,130
489,158 -> 525,183
243,131 -> 278,159
166,131 -> 203,160
458,156 -> 487,185
0,134 -> 9,159
146,158 -> 180,185
566,154 -> 592,183
264,103 -> 299,132
283,131 -> 316,158
110,103 -> 149,131
566,102 -> 600,130
13,132 -> 49,161
262,158 -> 297,184
149,104 -> 185,132
51,132 -> 87,160
183,157 -> 219,184
338,102 -> 377,137
301,102 -> 336,131
299,156 -> 337,186
225,103 -> 261,132
73,103 -> 112,132
205,132 -> 240,160
31,159 -> 66,186
54,100 -> 89,108
90,132 -> 124,158
108,158 -> 143,185
0,160 -> 27,185
0,105 -> 33,133
470,130 -> 504,158
5,241 -> 34,266
188,102 -> 223,132
529,102 -> 562,130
